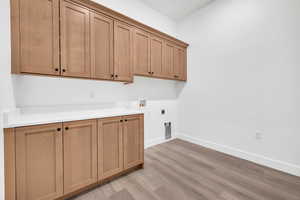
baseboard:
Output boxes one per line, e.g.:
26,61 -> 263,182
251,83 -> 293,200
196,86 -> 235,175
144,136 -> 177,149
177,133 -> 300,177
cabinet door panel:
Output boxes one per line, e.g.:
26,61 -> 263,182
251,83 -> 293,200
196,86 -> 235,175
91,12 -> 114,80
19,0 -> 59,75
174,46 -> 187,81
133,29 -> 151,76
61,1 -> 91,78
16,123 -> 63,200
63,120 -> 97,194
123,115 -> 144,170
98,117 -> 123,180
114,21 -> 133,82
164,42 -> 175,79
150,36 -> 164,77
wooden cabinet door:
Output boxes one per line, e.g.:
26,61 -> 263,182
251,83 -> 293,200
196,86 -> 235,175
174,46 -> 187,81
63,120 -> 97,194
19,0 -> 60,75
133,29 -> 151,76
98,117 -> 123,180
114,21 -> 134,82
164,42 -> 175,79
123,115 -> 144,170
61,1 -> 91,78
150,36 -> 164,78
90,12 -> 114,80
16,123 -> 63,200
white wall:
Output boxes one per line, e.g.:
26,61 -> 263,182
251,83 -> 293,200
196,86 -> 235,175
0,0 -> 15,198
177,0 -> 300,175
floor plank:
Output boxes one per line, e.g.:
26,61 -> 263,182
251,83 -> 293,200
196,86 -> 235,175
70,139 -> 300,200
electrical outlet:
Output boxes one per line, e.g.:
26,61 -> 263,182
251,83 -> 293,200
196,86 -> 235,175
255,131 -> 263,140
89,91 -> 95,99
139,99 -> 146,107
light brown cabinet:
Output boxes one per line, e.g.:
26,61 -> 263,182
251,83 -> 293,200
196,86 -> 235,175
18,0 -> 60,75
133,29 -> 151,76
98,117 -> 123,180
174,46 -> 187,81
15,123 -> 63,200
11,0 -> 188,82
163,42 -> 176,79
132,30 -> 187,81
114,21 -> 134,82
123,115 -> 144,170
150,36 -> 164,78
7,114 -> 144,200
63,120 -> 97,194
60,0 -> 91,78
90,12 -> 114,80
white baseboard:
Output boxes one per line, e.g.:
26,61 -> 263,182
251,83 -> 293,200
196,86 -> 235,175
176,133 -> 300,177
145,136 -> 177,149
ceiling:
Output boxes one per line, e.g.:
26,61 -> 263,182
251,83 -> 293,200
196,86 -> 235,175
140,0 -> 213,20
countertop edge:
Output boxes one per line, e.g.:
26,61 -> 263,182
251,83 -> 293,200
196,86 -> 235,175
4,110 -> 144,129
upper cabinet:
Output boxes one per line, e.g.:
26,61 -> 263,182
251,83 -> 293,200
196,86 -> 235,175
90,12 -> 114,80
11,0 -> 188,82
18,0 -> 60,75
133,29 -> 151,76
174,46 -> 187,81
163,41 -> 176,79
132,28 -> 187,81
60,1 -> 91,78
114,21 -> 134,82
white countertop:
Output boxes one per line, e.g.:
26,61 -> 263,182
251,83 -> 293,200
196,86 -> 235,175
3,107 -> 144,128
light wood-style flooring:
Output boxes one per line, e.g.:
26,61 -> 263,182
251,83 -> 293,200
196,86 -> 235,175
71,139 -> 300,200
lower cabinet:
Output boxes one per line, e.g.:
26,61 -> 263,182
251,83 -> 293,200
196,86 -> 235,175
63,120 -> 98,194
123,115 -> 144,169
15,123 -> 63,200
10,114 -> 144,200
98,117 -> 123,180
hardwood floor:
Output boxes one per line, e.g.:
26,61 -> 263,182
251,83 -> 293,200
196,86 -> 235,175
70,139 -> 300,200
